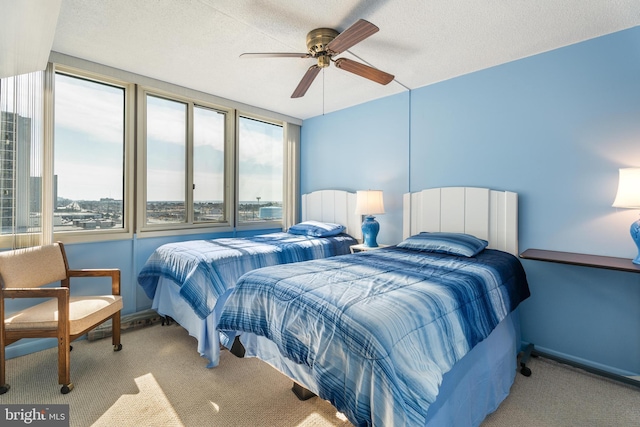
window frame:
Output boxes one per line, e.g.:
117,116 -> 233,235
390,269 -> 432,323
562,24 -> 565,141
136,86 -> 235,237
51,65 -> 135,244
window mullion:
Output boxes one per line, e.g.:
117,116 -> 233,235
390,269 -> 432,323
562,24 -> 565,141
42,63 -> 55,245
186,102 -> 194,224
225,109 -> 236,229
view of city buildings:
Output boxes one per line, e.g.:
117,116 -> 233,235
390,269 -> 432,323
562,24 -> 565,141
1,111 -> 33,234
2,108 -> 282,235
54,199 -> 281,230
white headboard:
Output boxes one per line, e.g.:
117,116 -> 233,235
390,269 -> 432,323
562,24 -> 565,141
301,190 -> 362,240
403,187 -> 518,255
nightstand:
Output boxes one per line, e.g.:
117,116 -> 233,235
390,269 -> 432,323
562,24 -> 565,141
350,243 -> 390,253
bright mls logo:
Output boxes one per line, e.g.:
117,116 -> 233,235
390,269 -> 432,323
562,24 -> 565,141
1,405 -> 69,426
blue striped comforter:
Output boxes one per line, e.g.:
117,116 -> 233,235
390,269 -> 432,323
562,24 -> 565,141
137,232 -> 357,319
217,247 -> 530,427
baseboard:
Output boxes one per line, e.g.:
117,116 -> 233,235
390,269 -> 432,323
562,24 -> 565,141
87,309 -> 165,341
531,347 -> 640,389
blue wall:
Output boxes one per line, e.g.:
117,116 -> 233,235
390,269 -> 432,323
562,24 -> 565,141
301,26 -> 640,376
302,91 -> 410,245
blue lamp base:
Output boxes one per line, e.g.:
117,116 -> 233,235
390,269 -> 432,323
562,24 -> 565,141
630,217 -> 640,265
361,215 -> 380,248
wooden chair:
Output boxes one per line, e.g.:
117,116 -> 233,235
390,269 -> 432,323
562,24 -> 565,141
0,242 -> 122,394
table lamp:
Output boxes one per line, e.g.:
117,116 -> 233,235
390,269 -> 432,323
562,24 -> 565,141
355,190 -> 385,247
612,168 -> 640,264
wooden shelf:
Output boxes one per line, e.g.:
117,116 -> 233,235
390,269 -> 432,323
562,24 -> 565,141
519,247 -> 640,388
519,248 -> 640,274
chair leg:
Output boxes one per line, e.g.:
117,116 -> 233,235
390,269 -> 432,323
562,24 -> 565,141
0,340 -> 9,394
112,311 -> 122,351
58,334 -> 73,394
0,300 -> 8,394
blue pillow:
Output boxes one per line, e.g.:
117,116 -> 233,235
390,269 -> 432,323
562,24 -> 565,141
397,232 -> 488,257
288,221 -> 346,237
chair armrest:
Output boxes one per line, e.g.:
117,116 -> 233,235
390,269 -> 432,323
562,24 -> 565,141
68,269 -> 120,295
1,287 -> 70,337
3,287 -> 69,299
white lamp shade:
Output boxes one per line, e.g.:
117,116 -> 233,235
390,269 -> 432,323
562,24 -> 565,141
612,168 -> 640,209
355,190 -> 385,216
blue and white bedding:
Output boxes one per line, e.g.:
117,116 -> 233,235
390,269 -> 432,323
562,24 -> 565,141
217,247 -> 530,427
138,232 -> 358,320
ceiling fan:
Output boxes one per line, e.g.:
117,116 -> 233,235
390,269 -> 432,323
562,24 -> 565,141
240,19 -> 395,98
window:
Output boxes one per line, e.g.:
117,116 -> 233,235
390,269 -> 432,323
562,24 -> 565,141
139,88 -> 231,232
3,59 -> 298,244
53,71 -> 128,236
237,116 -> 283,226
194,106 -> 226,223
144,95 -> 187,224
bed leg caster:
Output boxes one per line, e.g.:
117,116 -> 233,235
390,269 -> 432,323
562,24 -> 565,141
161,316 -> 174,326
519,343 -> 535,377
291,382 -> 316,401
0,384 -> 10,394
230,336 -> 245,358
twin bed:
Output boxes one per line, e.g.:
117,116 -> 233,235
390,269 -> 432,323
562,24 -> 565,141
137,187 -> 530,426
138,190 -> 361,366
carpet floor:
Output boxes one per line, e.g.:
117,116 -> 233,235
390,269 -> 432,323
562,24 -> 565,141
2,323 -> 639,426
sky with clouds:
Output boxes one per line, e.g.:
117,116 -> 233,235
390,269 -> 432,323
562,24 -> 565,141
53,74 -> 282,203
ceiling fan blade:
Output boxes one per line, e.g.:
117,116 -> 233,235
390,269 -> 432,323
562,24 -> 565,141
291,65 -> 321,98
334,58 -> 394,85
326,19 -> 379,55
240,52 -> 310,58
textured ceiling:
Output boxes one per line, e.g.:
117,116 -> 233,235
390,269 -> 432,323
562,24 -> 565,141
51,0 -> 640,120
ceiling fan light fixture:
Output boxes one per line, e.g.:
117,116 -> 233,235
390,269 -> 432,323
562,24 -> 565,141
317,55 -> 331,68
306,28 -> 339,55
